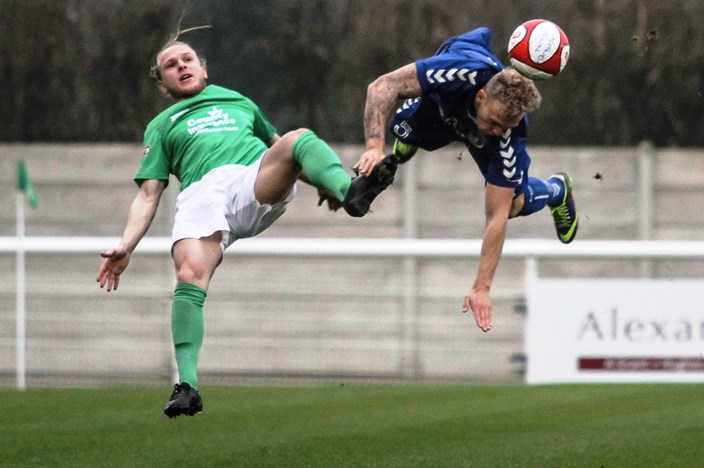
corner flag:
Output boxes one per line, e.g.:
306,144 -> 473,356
15,159 -> 39,390
17,160 -> 39,209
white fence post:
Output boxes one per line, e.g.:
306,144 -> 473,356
638,140 -> 655,278
401,158 -> 420,378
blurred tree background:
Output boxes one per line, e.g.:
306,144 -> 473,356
1,0 -> 703,146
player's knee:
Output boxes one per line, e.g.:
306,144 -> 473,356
176,267 -> 196,284
175,263 -> 209,286
292,127 -> 310,137
281,128 -> 309,145
272,128 -> 310,161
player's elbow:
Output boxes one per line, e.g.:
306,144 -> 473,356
366,77 -> 385,99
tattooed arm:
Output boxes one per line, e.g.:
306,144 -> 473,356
354,63 -> 422,176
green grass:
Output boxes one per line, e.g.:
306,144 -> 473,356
2,383 -> 703,467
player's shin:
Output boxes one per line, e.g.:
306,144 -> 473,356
292,130 -> 351,201
171,282 -> 206,389
516,177 -> 551,217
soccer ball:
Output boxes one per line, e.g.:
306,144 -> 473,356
507,19 -> 570,80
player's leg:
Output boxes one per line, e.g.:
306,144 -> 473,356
255,128 -> 351,205
388,96 -> 446,165
514,175 -> 578,243
392,138 -> 418,163
164,233 -> 223,418
172,233 -> 223,288
513,177 -> 551,217
546,172 -> 579,243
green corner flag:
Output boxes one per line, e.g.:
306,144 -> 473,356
17,160 -> 39,209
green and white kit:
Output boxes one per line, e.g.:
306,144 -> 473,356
136,84 -> 277,191
136,85 -> 292,250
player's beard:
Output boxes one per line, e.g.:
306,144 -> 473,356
169,80 -> 207,101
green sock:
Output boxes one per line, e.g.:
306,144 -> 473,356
292,130 -> 351,201
171,282 -> 206,390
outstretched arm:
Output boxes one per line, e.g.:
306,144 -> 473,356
96,179 -> 166,291
462,183 -> 514,332
355,63 -> 422,176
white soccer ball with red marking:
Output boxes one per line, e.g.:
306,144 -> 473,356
507,19 -> 570,80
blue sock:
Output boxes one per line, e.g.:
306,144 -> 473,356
517,177 -> 551,217
546,175 -> 566,206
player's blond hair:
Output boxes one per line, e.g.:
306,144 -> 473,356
149,24 -> 211,82
484,68 -> 542,117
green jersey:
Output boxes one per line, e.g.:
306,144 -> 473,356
136,85 -> 277,191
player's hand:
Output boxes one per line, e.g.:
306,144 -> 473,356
353,148 -> 385,177
462,287 -> 492,332
96,246 -> 131,292
317,188 -> 342,212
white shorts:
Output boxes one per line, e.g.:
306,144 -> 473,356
172,156 -> 296,251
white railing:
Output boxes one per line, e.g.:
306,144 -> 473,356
5,236 -> 704,389
4,236 -> 704,258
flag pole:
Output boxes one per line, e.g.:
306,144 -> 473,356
16,190 -> 27,391
15,159 -> 37,391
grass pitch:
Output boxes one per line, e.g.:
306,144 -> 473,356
2,383 -> 703,467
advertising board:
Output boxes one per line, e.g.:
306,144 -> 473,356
526,279 -> 704,383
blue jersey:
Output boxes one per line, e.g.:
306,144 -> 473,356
390,27 -> 531,190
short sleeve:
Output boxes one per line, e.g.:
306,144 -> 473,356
134,123 -> 171,187
248,99 -> 277,143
